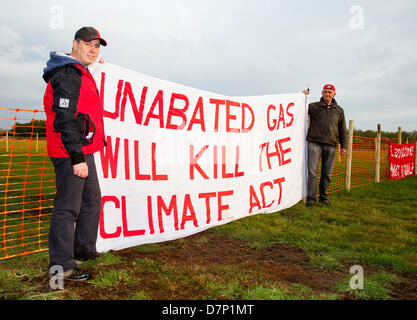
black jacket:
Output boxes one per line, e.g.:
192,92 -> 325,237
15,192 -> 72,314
42,51 -> 105,164
307,97 -> 347,149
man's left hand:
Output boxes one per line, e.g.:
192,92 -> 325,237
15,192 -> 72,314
340,148 -> 347,156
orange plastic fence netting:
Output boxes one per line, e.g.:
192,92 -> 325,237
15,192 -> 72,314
325,137 -> 390,195
0,107 -> 405,260
1,107 -> 55,260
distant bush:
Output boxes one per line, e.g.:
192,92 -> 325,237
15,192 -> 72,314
354,128 -> 416,142
8,120 -> 46,137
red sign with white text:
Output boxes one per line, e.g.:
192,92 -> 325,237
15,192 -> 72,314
388,142 -> 415,180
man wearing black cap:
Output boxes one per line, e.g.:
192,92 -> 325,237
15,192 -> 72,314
305,84 -> 347,207
43,27 -> 107,282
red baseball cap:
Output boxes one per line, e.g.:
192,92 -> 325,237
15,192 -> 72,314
323,84 -> 335,92
74,27 -> 107,46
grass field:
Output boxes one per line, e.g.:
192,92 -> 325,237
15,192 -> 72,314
0,175 -> 416,300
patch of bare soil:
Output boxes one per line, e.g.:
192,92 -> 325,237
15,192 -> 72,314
109,232 -> 347,299
389,273 -> 417,300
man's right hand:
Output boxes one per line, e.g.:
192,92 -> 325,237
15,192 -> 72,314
73,162 -> 88,178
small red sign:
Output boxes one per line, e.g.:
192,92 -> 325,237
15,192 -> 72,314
388,142 -> 415,180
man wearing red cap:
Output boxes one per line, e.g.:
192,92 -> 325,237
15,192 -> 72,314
305,84 -> 347,206
43,27 -> 107,282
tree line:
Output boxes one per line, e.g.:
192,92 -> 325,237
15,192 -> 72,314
354,128 -> 416,142
0,120 -> 46,137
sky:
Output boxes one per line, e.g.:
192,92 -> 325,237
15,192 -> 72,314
0,0 -> 416,132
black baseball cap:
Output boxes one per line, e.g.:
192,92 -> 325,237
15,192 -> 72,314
74,27 -> 107,46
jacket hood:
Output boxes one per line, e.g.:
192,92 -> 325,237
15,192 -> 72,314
42,51 -> 86,83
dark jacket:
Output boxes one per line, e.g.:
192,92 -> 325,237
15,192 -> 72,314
43,51 -> 105,164
307,97 -> 347,149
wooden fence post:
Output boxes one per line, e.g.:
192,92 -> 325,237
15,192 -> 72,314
398,126 -> 402,144
6,131 -> 8,152
345,120 -> 354,191
375,124 -> 381,183
36,133 -> 39,152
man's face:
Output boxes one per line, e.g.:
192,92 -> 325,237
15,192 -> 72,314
322,89 -> 336,102
71,39 -> 101,66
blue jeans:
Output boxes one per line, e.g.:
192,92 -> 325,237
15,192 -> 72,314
307,142 -> 336,203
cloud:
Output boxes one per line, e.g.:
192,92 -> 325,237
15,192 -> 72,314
0,1 -> 416,131
0,25 -> 47,108
0,25 -> 23,61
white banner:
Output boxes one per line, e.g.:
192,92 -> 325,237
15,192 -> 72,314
92,63 -> 308,253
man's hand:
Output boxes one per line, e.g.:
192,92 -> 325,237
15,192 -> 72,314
73,162 -> 88,178
340,148 -> 347,156
303,89 -> 310,95
99,57 -> 105,64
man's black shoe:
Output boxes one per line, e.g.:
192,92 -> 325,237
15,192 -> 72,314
306,200 -> 316,207
319,199 -> 330,206
64,267 -> 92,282
49,266 -> 92,282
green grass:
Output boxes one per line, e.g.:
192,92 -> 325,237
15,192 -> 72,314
89,270 -> 135,288
334,272 -> 397,299
0,172 -> 416,299
243,283 -> 338,300
215,176 -> 417,274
